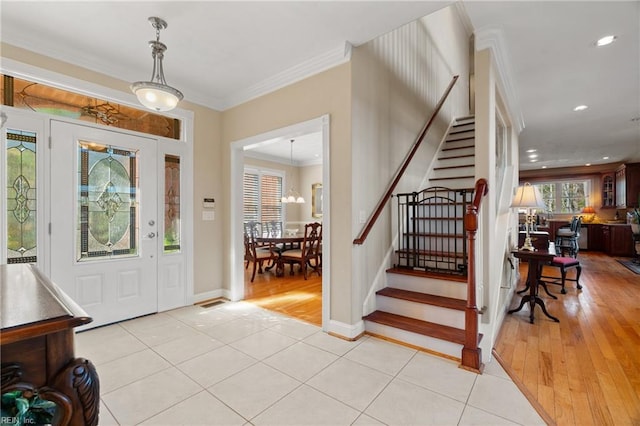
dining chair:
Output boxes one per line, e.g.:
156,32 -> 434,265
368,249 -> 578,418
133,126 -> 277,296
244,232 -> 278,283
264,221 -> 285,253
280,222 -> 322,279
555,216 -> 582,258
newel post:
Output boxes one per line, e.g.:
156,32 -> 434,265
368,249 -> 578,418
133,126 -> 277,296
461,179 -> 487,373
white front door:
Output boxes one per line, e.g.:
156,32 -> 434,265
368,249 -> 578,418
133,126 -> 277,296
49,120 -> 158,328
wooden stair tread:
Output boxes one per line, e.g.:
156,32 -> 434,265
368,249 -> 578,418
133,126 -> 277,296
442,145 -> 474,152
364,311 -> 466,345
446,135 -> 474,142
377,287 -> 466,311
430,175 -> 475,181
387,266 -> 467,282
433,164 -> 474,170
438,154 -> 475,160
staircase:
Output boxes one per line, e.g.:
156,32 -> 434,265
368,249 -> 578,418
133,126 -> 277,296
364,116 -> 483,365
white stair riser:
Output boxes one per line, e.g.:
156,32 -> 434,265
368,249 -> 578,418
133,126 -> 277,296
439,147 -> 475,158
450,123 -> 475,133
446,130 -> 474,141
443,139 -> 475,149
428,177 -> 476,190
364,321 -> 462,359
376,296 -> 465,329
386,275 -> 467,299
432,166 -> 474,179
435,156 -> 475,168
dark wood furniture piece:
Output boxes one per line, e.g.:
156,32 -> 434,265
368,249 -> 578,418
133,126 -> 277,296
518,231 -> 550,251
602,224 -> 635,257
541,257 -> 582,294
256,233 -> 306,277
1,264 -> 99,426
601,172 -> 615,208
616,162 -> 640,208
280,222 -> 322,280
509,247 -> 559,324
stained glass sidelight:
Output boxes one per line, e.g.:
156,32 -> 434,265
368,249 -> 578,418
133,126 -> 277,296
77,141 -> 138,261
6,129 -> 37,263
164,155 -> 181,253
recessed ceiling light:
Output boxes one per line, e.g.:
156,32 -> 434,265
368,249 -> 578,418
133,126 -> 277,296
573,105 -> 588,112
542,166 -> 547,169
526,149 -> 537,153
585,163 -> 591,166
596,35 -> 617,47
603,156 -> 610,160
530,159 -> 538,163
528,154 -> 538,159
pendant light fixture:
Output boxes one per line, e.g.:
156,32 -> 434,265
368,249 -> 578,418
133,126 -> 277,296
281,139 -> 305,204
131,17 -> 183,112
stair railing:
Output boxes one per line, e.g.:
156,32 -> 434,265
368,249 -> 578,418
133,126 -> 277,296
461,178 -> 488,373
353,75 -> 459,245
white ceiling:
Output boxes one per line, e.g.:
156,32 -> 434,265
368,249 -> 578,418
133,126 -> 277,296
1,1 -> 638,170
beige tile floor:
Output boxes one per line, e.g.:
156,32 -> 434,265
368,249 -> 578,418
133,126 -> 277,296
75,302 -> 545,425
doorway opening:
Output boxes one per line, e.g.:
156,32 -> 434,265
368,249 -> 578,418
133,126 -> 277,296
230,115 -> 330,330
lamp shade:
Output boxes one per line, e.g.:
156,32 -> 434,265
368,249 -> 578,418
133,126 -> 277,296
131,82 -> 183,112
511,182 -> 546,209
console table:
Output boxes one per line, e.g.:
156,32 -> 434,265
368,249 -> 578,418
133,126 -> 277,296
1,264 -> 100,426
508,248 -> 560,324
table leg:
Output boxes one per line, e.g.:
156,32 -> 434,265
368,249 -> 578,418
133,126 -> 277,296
508,259 -> 560,324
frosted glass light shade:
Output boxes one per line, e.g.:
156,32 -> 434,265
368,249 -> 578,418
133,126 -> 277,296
131,81 -> 183,112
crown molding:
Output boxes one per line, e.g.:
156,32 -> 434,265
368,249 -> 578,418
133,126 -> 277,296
219,42 -> 353,111
474,28 -> 525,134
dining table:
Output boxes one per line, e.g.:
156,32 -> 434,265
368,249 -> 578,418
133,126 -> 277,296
256,232 -> 305,277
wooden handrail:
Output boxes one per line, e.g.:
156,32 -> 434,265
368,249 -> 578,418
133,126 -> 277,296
353,75 -> 459,245
461,178 -> 488,373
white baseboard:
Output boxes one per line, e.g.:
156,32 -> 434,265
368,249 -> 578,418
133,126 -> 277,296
327,319 -> 365,340
192,289 -> 230,304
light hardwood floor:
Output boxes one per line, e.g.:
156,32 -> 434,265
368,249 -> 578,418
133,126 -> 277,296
244,262 -> 322,326
495,251 -> 640,425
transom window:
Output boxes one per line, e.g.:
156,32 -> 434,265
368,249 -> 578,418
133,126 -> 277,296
243,168 -> 283,224
534,179 -> 590,214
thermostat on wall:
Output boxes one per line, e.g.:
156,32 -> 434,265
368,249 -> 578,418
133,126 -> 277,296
203,198 -> 215,208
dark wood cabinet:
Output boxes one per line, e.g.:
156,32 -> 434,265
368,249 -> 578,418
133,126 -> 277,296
1,264 -> 100,426
588,224 -> 603,251
601,172 -> 615,208
615,163 -> 640,208
601,224 -> 634,257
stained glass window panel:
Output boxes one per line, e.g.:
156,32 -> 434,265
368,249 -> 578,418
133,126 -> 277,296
6,129 -> 37,263
77,141 -> 138,261
164,155 -> 180,253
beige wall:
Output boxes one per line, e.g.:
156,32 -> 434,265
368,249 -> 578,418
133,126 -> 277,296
1,42 -> 224,297
221,64 -> 352,323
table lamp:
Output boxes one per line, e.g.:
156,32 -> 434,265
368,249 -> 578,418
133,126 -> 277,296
582,206 -> 596,223
511,182 -> 546,251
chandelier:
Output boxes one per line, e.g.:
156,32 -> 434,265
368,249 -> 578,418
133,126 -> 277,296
131,17 -> 184,112
281,139 -> 305,204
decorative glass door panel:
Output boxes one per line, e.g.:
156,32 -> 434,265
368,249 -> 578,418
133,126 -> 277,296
5,129 -> 37,263
78,142 -> 139,260
164,155 -> 180,253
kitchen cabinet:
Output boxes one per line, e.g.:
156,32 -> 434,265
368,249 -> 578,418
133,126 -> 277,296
588,224 -> 603,251
601,172 -> 615,208
601,224 -> 634,257
615,163 -> 640,208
